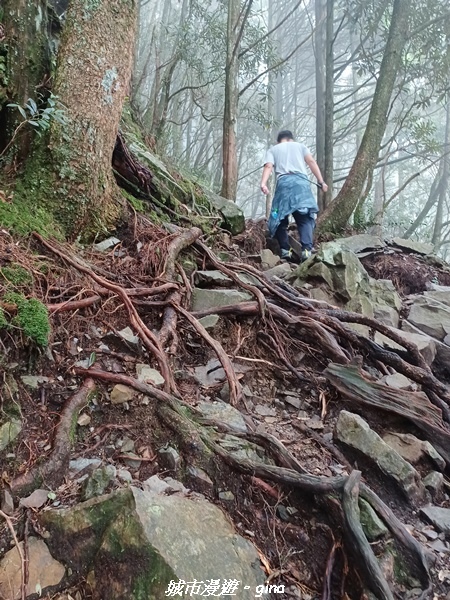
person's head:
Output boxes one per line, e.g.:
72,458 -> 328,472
277,130 -> 294,143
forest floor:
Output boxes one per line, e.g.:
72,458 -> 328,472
1,215 -> 450,600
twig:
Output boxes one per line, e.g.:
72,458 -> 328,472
0,510 -> 26,600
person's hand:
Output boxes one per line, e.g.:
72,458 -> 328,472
260,183 -> 269,195
321,182 -> 329,193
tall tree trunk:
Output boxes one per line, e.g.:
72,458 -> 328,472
314,0 -> 326,210
403,167 -> 442,238
323,0 -> 334,205
19,0 -> 137,240
319,0 -> 409,233
432,98 -> 450,245
0,0 -> 49,158
221,0 -> 240,200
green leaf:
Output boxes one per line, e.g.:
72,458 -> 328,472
28,121 -> 40,127
27,98 -> 38,114
88,352 -> 96,367
47,491 -> 56,500
18,106 -> 27,119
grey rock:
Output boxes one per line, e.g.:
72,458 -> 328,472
373,304 -> 399,328
191,288 -> 252,312
304,261 -> 334,289
369,278 -> 402,311
198,314 -> 220,330
197,400 -> 248,433
359,498 -> 388,541
0,420 -> 22,452
40,487 -> 263,598
94,236 -> 120,252
407,296 -> 450,340
117,469 -> 133,483
422,528 -> 438,540
423,471 -> 444,495
284,396 -> 302,409
143,475 -> 173,494
429,539 -> 449,553
335,234 -> 386,254
217,434 -> 271,465
186,466 -> 214,495
158,445 -> 181,472
375,326 -> 437,366
194,359 -> 226,386
203,189 -> 245,235
254,404 -> 276,417
82,465 -> 116,500
383,432 -> 445,470
309,287 -> 337,304
0,537 -> 65,600
19,489 -> 50,509
123,453 -> 142,469
119,437 -> 135,453
420,506 -> 450,534
424,288 -> 450,309
20,375 -> 51,389
110,384 -> 135,404
392,238 -> 434,255
264,262 -> 293,280
384,373 -> 413,390
136,364 -> 165,387
1,489 -> 14,515
163,477 -> 188,493
336,411 -> 426,502
69,458 -> 102,476
195,270 -> 231,285
260,249 -> 280,269
77,412 -> 91,426
117,326 -> 141,349
218,490 -> 235,502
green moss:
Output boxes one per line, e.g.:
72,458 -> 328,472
4,291 -> 50,346
0,264 -> 33,287
0,307 -> 7,329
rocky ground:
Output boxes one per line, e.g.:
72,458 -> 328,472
1,221 -> 450,600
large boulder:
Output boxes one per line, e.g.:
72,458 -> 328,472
407,296 -> 450,340
39,487 -> 264,600
335,411 -> 426,503
374,326 -> 437,366
191,289 -> 252,312
392,238 -> 434,255
332,234 -> 386,254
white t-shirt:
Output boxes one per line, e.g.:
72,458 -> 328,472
264,141 -> 311,178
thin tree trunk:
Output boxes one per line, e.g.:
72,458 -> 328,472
221,0 -> 240,200
403,168 -> 442,238
432,98 -> 450,245
315,0 -> 326,210
323,0 -> 334,206
319,0 -> 409,233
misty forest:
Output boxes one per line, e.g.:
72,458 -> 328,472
1,1 -> 450,599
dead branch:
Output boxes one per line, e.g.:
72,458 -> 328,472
10,379 -> 96,497
47,295 -> 101,313
342,471 -> 394,600
33,233 -> 175,393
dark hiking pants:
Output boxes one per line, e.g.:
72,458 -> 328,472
275,210 -> 315,252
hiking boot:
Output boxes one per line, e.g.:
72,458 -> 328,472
301,249 -> 312,262
280,249 -> 300,264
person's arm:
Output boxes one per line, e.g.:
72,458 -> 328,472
305,154 -> 329,193
260,163 -> 273,195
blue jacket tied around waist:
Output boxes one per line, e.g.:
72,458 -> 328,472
267,174 -> 319,238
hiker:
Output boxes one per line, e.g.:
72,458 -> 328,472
260,130 -> 328,261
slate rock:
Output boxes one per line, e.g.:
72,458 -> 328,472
203,189 -> 245,235
117,469 -> 133,483
191,288 -> 252,312
69,458 -> 102,476
422,471 -> 444,496
263,262 -> 293,280
382,432 -> 445,471
110,384 -> 135,404
94,236 -> 120,252
136,364 -> 165,387
218,490 -> 235,503
384,373 -> 413,390
254,404 -> 277,417
19,489 -> 50,509
407,296 -> 450,340
82,465 -> 116,501
392,238 -> 434,255
1,489 -> 14,515
117,326 -> 141,349
158,446 -> 181,472
260,249 -> 281,269
39,487 -> 263,598
197,400 -> 248,432
420,506 -> 450,535
375,326 -> 437,366
335,234 -> 386,254
20,375 -> 51,389
359,498 -> 388,541
0,420 -> 22,452
186,466 -> 214,495
336,411 -> 426,502
284,396 -> 302,409
0,537 -> 65,600
198,314 -> 220,330
195,270 -> 231,285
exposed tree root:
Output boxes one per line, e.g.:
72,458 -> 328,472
33,233 -> 176,394
10,379 -> 96,497
47,295 -> 101,313
159,226 -> 202,350
342,471 -> 394,600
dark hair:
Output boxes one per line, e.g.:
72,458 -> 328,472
277,130 -> 294,143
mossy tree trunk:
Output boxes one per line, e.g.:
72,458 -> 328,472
0,0 -> 49,157
4,0 -> 137,241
